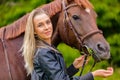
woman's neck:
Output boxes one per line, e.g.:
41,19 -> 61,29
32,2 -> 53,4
44,39 -> 51,45
36,35 -> 51,45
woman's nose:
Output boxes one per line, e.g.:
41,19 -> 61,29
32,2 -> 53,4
44,24 -> 49,29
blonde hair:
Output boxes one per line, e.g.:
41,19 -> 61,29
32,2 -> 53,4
21,9 -> 49,75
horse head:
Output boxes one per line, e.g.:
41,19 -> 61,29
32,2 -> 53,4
52,0 -> 110,62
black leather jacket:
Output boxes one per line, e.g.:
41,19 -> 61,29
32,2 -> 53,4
31,47 -> 94,80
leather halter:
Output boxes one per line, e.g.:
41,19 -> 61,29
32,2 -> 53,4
1,28 -> 13,80
62,0 -> 102,76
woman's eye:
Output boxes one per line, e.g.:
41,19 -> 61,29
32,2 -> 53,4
72,15 -> 80,20
46,20 -> 51,24
38,23 -> 43,27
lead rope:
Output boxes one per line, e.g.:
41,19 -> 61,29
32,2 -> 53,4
1,28 -> 13,80
79,45 -> 91,77
79,45 -> 96,80
79,54 -> 89,76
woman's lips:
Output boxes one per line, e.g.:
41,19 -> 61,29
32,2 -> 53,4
44,31 -> 51,35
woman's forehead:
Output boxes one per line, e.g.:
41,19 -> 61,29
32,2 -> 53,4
34,14 -> 50,24
34,13 -> 49,21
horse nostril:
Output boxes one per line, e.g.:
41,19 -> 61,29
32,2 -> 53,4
96,42 -> 106,52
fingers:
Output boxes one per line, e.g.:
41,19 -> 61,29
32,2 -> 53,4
92,67 -> 114,78
102,70 -> 113,78
100,67 -> 113,73
75,55 -> 84,62
76,55 -> 89,60
73,55 -> 90,69
103,67 -> 114,74
107,67 -> 114,71
77,55 -> 89,63
98,67 -> 114,78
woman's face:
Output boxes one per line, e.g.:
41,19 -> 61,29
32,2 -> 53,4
33,13 -> 53,41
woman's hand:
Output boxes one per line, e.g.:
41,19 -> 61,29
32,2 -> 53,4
73,55 -> 89,69
92,67 -> 114,78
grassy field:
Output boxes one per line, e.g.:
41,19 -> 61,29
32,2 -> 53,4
57,43 -> 120,80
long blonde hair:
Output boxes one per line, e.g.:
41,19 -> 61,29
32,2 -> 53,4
21,9 -> 48,75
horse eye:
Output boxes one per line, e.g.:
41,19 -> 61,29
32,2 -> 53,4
72,15 -> 80,20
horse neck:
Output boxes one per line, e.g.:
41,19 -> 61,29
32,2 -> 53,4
51,13 -> 62,47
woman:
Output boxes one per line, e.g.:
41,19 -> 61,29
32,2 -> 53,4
22,9 -> 113,80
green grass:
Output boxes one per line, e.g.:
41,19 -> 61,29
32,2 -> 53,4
57,43 -> 120,80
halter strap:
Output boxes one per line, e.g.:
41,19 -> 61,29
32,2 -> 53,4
1,28 -> 13,80
81,30 -> 103,43
63,3 -> 78,10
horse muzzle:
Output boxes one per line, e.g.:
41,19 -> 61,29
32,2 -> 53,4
93,41 -> 111,62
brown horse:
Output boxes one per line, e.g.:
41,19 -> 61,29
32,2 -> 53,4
52,0 -> 110,61
0,0 -> 110,80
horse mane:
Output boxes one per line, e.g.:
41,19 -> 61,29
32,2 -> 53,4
0,13 -> 29,39
0,0 -> 93,40
74,0 -> 93,9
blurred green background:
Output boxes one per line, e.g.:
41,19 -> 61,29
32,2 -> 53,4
0,0 -> 120,80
